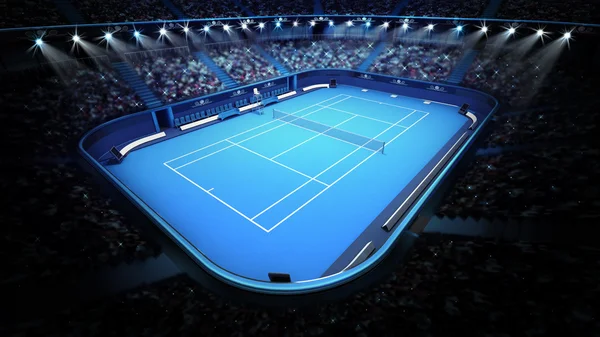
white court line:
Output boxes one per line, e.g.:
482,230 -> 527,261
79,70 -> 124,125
345,95 -> 441,114
164,94 -> 350,165
316,104 -> 408,128
270,115 -> 358,160
381,132 -> 468,230
172,96 -> 353,170
163,163 -> 270,232
265,110 -> 425,232
225,140 -> 330,187
207,188 -> 214,192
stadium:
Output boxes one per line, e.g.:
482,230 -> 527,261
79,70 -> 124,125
2,0 -> 599,335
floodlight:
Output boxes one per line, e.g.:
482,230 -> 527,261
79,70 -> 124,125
563,32 -> 571,39
537,29 -> 544,36
365,21 -> 371,27
203,25 -> 210,32
223,24 -> 230,31
259,22 -> 265,29
159,28 -> 167,35
481,26 -> 488,33
275,22 -> 281,28
427,24 -> 434,31
241,23 -> 248,29
508,27 -> 516,34
293,21 -> 298,27
72,35 -> 80,42
104,32 -> 112,40
35,38 -> 43,46
401,22 -> 407,29
347,20 -> 353,27
183,27 -> 189,33
134,31 -> 141,38
329,20 -> 334,26
309,20 -> 316,27
456,25 -> 463,32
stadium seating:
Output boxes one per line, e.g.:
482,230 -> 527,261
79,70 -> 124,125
239,0 -> 314,15
73,0 -> 176,23
497,0 -> 600,23
368,43 -> 463,82
322,0 -> 398,15
0,0 -> 67,28
262,39 -> 371,72
206,45 -> 281,85
171,0 -> 243,18
131,52 -> 224,103
401,0 -> 488,17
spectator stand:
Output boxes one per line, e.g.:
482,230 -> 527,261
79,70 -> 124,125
259,35 -> 376,72
125,46 -> 225,104
204,40 -> 282,85
368,39 -> 464,83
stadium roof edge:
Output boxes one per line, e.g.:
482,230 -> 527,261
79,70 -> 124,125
1,15 -> 599,32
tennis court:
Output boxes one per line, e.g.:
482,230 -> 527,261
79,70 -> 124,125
106,85 -> 470,282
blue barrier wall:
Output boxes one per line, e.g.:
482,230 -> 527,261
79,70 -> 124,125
82,112 -> 157,159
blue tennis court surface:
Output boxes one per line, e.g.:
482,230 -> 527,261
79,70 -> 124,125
107,85 -> 469,282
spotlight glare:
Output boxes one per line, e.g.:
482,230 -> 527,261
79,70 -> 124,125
329,20 -> 334,27
537,29 -> 544,36
134,30 -> 141,38
456,25 -> 463,32
223,24 -> 230,31
104,32 -> 112,40
241,23 -> 248,29
309,20 -> 316,27
275,22 -> 281,28
347,20 -> 353,27
427,24 -> 434,31
183,27 -> 189,33
508,27 -> 516,35
401,22 -> 408,29
159,28 -> 167,35
203,25 -> 210,32
293,21 -> 298,27
365,21 -> 371,27
258,22 -> 265,29
72,34 -> 80,42
35,38 -> 43,46
563,32 -> 571,39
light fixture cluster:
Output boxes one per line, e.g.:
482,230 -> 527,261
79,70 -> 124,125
32,21 -> 577,48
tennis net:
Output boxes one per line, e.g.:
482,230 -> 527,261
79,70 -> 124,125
273,109 -> 385,153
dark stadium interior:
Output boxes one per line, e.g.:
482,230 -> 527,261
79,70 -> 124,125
1,0 -> 599,336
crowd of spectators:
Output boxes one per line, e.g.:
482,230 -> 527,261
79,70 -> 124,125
171,0 -> 243,19
207,44 -> 280,84
401,0 -> 487,18
483,106 -> 597,148
262,39 -> 371,72
437,145 -> 600,219
322,0 -> 399,15
73,0 -> 176,23
0,0 -> 66,28
462,47 -> 548,108
497,0 -> 600,23
369,42 -> 463,82
240,0 -> 314,16
132,52 -> 224,103
8,238 -> 600,336
2,62 -> 159,289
